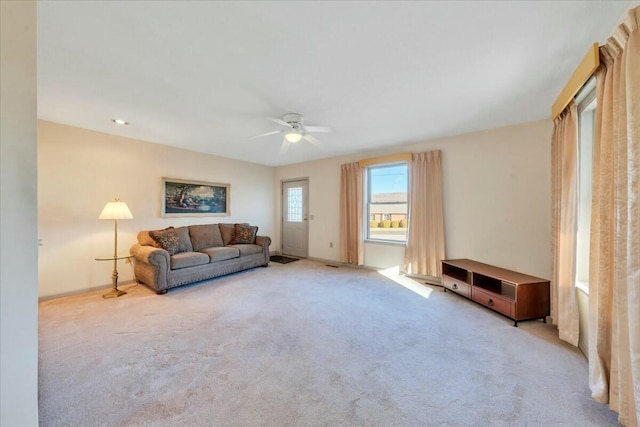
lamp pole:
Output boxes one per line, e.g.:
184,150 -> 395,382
103,217 -> 126,299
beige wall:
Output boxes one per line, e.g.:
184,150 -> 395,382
38,117 -> 552,298
1,1 -> 39,425
274,119 -> 553,279
38,121 -> 275,298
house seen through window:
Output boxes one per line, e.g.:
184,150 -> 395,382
366,163 -> 408,242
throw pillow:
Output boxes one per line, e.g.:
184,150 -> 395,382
149,227 -> 188,255
232,224 -> 258,244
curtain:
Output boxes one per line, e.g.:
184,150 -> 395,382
550,101 -> 580,346
403,150 -> 445,277
588,7 -> 640,426
339,162 -> 363,265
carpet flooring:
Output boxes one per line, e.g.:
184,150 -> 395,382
38,260 -> 620,426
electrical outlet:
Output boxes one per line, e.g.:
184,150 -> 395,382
329,242 -> 333,248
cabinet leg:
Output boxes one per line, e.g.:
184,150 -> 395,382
543,317 -> 547,323
513,320 -> 518,327
443,288 -> 446,293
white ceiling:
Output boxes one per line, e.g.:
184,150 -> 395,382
37,1 -> 632,167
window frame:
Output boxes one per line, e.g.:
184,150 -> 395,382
364,161 -> 408,244
574,77 -> 597,295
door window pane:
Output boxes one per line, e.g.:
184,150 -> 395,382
287,187 -> 303,222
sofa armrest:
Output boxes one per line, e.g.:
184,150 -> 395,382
130,244 -> 170,268
130,244 -> 171,291
255,235 -> 271,249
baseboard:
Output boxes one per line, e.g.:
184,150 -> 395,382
306,256 -> 348,268
38,280 -> 137,302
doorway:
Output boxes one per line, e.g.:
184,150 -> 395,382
281,179 -> 309,258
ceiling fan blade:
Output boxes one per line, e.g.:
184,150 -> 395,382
280,139 -> 291,154
249,130 -> 282,140
269,117 -> 293,128
302,133 -> 323,149
303,125 -> 331,133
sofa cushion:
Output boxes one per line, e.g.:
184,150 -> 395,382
201,246 -> 240,262
231,224 -> 258,244
226,244 -> 263,256
149,227 -> 189,255
189,224 -> 223,251
218,223 -> 236,246
174,227 -> 194,252
170,252 -> 210,270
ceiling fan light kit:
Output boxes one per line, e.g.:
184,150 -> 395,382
253,112 -> 331,153
284,131 -> 303,143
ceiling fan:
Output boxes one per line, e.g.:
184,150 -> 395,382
251,113 -> 331,154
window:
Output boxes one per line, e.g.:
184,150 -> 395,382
575,78 -> 596,294
366,163 -> 408,242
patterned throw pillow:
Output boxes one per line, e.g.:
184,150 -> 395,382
149,227 -> 188,255
231,224 -> 258,244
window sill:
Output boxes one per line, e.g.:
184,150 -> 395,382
364,239 -> 406,247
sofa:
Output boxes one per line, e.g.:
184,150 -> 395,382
130,223 -> 271,294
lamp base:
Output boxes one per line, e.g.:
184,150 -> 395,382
102,288 -> 127,299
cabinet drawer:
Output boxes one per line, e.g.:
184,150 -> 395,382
442,275 -> 471,298
472,287 -> 514,318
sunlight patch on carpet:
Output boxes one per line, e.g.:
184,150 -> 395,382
377,266 -> 433,300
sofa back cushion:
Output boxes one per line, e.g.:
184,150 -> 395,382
173,227 -> 193,252
218,223 -> 237,246
189,224 -> 223,251
149,226 -> 193,255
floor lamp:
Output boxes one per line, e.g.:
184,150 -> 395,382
98,199 -> 133,299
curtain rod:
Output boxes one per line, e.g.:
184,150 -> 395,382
551,43 -> 600,120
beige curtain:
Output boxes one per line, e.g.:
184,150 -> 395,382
588,7 -> 640,426
403,151 -> 445,277
550,101 -> 580,346
339,162 -> 363,265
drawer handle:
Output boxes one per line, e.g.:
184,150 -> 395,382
488,299 -> 494,307
452,283 -> 458,290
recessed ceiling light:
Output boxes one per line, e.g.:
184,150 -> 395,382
112,119 -> 128,125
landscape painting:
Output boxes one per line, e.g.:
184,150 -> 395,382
162,178 -> 230,217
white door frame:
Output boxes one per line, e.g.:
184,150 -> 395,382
281,178 -> 309,258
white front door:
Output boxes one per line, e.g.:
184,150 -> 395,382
281,179 -> 308,258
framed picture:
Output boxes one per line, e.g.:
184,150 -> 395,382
161,178 -> 230,217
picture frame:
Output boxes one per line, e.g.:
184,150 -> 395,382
161,178 -> 230,217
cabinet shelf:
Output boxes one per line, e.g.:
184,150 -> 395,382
442,259 -> 550,327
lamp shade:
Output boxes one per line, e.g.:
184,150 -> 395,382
98,200 -> 133,220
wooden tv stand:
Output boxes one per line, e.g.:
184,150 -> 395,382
441,259 -> 550,327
